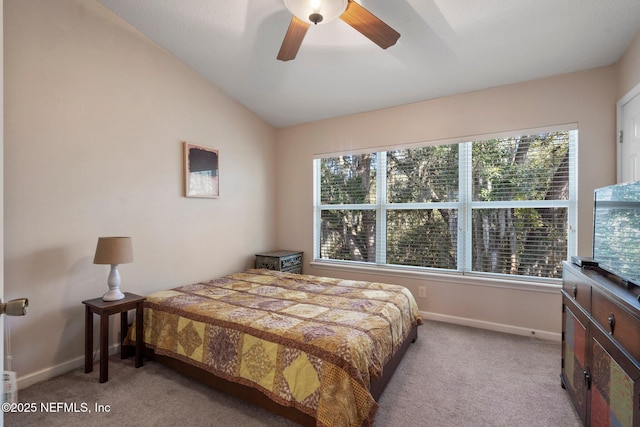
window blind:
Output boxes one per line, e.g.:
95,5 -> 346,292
314,128 -> 576,280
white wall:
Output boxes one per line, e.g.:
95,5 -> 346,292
4,0 -> 277,386
275,66 -> 619,339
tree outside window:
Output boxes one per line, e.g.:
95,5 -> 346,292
315,129 -> 575,280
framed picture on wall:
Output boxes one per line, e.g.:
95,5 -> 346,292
184,142 -> 219,198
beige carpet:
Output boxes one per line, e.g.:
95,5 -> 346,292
6,320 -> 581,426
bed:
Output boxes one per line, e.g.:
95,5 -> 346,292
131,268 -> 422,427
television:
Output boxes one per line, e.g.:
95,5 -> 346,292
592,180 -> 640,286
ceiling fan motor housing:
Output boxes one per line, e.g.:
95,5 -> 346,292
278,0 -> 400,61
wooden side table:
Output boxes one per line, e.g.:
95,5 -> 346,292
83,292 -> 145,383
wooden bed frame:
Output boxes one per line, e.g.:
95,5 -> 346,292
144,323 -> 419,426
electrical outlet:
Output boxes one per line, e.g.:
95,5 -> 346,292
418,286 -> 426,298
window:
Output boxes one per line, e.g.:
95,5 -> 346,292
313,128 -> 576,281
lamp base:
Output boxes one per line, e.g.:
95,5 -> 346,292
103,264 -> 126,301
102,289 -> 125,301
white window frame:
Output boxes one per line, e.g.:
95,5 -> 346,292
313,125 -> 577,285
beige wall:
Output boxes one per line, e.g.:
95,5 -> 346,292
6,0 -> 640,385
618,28 -> 640,98
4,0 -> 277,385
275,66 -> 618,339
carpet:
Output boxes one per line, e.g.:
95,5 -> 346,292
6,320 -> 581,426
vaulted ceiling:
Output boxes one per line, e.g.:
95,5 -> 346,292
96,0 -> 640,128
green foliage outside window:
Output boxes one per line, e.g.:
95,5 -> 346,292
317,131 -> 573,279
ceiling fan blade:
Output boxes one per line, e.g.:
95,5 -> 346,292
340,0 -> 400,49
277,16 -> 310,61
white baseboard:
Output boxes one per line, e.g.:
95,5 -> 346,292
16,344 -> 120,390
17,355 -> 85,390
420,311 -> 561,342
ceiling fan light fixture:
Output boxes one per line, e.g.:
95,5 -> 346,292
284,0 -> 347,25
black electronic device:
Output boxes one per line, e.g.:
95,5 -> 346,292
592,181 -> 640,286
571,256 -> 598,268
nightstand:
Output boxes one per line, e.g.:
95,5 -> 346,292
255,250 -> 303,274
83,292 -> 145,383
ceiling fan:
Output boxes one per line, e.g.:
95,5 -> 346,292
277,0 -> 400,61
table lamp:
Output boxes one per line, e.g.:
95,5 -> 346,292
93,237 -> 133,301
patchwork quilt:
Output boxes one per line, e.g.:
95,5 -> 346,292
135,269 -> 422,427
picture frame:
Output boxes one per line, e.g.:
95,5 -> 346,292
183,142 -> 219,198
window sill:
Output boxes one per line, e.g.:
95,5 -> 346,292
309,260 -> 562,294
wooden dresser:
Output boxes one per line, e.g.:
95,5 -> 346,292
255,250 -> 303,274
561,261 -> 640,426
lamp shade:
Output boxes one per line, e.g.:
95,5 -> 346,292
93,237 -> 133,265
284,0 -> 348,25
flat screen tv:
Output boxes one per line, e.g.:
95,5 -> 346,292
593,180 -> 640,286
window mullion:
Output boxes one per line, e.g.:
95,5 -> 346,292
568,129 -> 578,258
313,159 -> 321,260
377,152 -> 387,265
459,142 -> 472,273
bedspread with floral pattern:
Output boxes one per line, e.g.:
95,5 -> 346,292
135,269 -> 422,427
